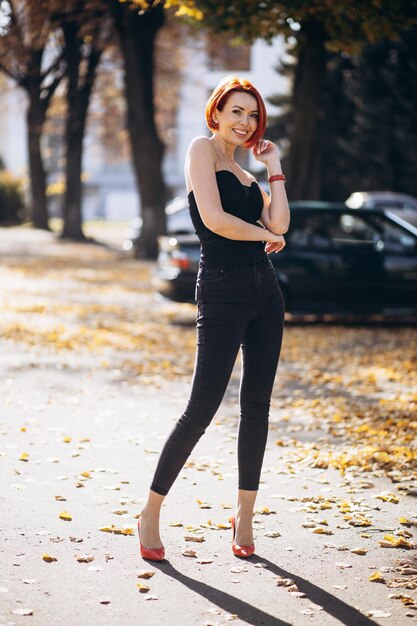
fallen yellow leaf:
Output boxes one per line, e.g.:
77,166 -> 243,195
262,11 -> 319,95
59,511 -> 72,521
184,535 -> 205,543
380,534 -> 416,549
137,570 -> 155,579
76,555 -> 94,563
99,525 -> 135,536
374,492 -> 399,504
369,571 -> 385,582
255,507 -> 275,515
42,554 -> 57,563
182,549 -> 197,557
216,523 -> 231,530
196,500 -> 212,509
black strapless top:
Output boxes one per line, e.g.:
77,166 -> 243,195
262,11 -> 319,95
188,170 -> 267,269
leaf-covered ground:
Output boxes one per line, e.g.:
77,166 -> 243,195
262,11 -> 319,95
1,228 -> 415,487
0,226 -> 416,624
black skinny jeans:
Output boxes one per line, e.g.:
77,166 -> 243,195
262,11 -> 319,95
150,257 -> 285,496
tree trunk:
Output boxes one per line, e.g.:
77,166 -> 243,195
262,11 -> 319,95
61,22 -> 85,240
112,1 -> 166,259
27,88 -> 49,230
286,20 -> 327,200
61,23 -> 101,240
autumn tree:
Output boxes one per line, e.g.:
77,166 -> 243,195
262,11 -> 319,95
170,0 -> 417,200
0,1 -> 110,237
78,23 -> 182,193
110,0 -> 167,258
336,26 -> 417,200
0,0 -> 65,229
270,25 -> 417,201
48,1 -> 111,240
85,45 -> 130,165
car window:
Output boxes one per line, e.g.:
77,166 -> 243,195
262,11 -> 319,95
289,211 -> 416,252
288,214 -> 332,248
333,214 -> 381,244
288,212 -> 378,249
366,214 -> 416,252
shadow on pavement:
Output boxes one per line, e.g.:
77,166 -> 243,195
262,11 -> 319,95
143,556 -> 380,626
256,556 -> 380,626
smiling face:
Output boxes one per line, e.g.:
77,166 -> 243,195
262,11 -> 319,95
213,91 -> 259,147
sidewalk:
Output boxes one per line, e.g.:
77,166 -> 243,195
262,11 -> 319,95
0,226 -> 416,626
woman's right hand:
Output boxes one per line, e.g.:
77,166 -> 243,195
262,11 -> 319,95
265,234 -> 286,253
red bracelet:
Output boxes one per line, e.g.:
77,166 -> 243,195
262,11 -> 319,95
268,174 -> 286,183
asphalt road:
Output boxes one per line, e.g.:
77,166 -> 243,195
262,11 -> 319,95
0,226 -> 416,626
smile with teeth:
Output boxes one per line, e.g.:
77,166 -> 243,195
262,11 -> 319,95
233,129 -> 247,136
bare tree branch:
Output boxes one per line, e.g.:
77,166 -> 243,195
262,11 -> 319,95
40,48 -> 65,82
0,60 -> 20,82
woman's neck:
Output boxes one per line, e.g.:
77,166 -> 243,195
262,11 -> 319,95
210,134 -> 236,161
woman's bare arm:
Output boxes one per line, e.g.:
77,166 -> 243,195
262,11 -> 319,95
258,186 -> 290,235
252,140 -> 290,234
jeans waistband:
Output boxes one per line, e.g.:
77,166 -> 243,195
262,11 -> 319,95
200,257 -> 270,271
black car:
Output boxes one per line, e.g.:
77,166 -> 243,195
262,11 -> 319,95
345,191 -> 417,227
154,202 -> 417,315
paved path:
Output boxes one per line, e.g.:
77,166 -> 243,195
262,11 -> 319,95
0,226 -> 416,626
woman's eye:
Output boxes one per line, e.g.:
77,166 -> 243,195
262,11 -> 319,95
251,114 -> 259,119
232,110 -> 241,115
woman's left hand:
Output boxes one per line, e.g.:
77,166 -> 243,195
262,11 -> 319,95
252,140 -> 280,166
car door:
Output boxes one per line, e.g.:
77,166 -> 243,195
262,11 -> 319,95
275,211 -> 333,312
326,211 -> 417,312
319,211 -> 387,310
364,212 -> 417,311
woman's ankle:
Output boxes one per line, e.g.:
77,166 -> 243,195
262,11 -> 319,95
141,505 -> 161,519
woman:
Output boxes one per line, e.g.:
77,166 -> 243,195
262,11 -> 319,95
138,75 -> 289,560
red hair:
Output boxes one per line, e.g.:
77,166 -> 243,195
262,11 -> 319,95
205,75 -> 267,149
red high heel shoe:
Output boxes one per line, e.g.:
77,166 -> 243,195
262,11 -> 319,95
137,518 -> 165,561
230,516 -> 255,558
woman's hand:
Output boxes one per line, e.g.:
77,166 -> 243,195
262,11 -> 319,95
265,235 -> 286,253
252,139 -> 281,170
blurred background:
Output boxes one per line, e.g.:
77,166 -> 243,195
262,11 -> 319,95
0,1 -> 416,261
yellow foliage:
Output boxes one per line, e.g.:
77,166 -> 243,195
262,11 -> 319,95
380,534 -> 416,549
369,571 -> 385,582
99,525 -> 135,536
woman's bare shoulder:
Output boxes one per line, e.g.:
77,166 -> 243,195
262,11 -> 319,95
187,136 -> 214,158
